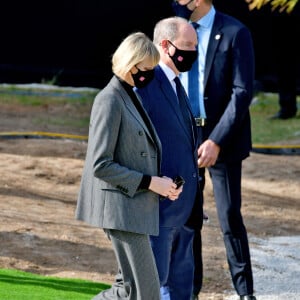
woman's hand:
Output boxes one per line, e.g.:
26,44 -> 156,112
149,176 -> 182,201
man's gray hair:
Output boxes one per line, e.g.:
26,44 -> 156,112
153,16 -> 189,46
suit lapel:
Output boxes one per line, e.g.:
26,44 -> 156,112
156,66 -> 194,144
204,12 -> 223,89
134,91 -> 162,151
113,77 -> 161,151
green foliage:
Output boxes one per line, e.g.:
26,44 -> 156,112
0,269 -> 110,300
245,0 -> 298,13
250,93 -> 300,144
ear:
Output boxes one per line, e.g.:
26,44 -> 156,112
194,0 -> 200,7
160,39 -> 170,53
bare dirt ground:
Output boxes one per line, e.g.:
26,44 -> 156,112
0,99 -> 299,299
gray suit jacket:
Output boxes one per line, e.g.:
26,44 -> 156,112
75,76 -> 162,236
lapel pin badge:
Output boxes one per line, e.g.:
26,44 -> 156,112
215,34 -> 221,40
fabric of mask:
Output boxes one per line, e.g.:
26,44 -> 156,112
172,1 -> 194,20
168,42 -> 198,72
132,68 -> 155,88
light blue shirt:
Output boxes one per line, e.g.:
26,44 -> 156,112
180,6 -> 216,118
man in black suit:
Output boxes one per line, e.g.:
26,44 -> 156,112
172,1 -> 257,299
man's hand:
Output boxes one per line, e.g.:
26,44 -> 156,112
197,139 -> 220,168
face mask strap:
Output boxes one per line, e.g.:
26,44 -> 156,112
167,40 -> 177,50
167,40 -> 179,58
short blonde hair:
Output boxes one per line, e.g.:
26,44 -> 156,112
112,32 -> 160,79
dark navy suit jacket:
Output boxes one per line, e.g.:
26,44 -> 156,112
136,66 -> 202,229
200,11 -> 255,162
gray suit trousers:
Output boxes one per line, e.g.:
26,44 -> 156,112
92,229 -> 160,300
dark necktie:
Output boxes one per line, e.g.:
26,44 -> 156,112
174,76 -> 193,139
188,22 -> 200,117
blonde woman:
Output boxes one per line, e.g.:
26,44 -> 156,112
76,32 -> 182,300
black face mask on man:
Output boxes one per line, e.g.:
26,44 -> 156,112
168,41 -> 198,72
172,0 -> 194,20
131,67 -> 155,88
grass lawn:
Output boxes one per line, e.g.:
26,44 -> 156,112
250,92 -> 300,145
0,269 -> 110,300
0,84 -> 299,145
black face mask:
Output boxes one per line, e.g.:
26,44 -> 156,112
131,67 -> 155,88
168,41 -> 198,72
172,0 -> 194,20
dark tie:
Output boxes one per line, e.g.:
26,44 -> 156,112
188,22 -> 200,117
174,76 -> 193,139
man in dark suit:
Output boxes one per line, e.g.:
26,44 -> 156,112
172,1 -> 257,299
137,17 -> 203,300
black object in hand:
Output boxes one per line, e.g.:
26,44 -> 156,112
173,175 -> 185,189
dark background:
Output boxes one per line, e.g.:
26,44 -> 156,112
0,0 -> 299,91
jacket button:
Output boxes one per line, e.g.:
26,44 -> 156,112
139,131 -> 143,136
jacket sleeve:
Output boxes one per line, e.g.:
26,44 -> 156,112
209,25 -> 254,148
